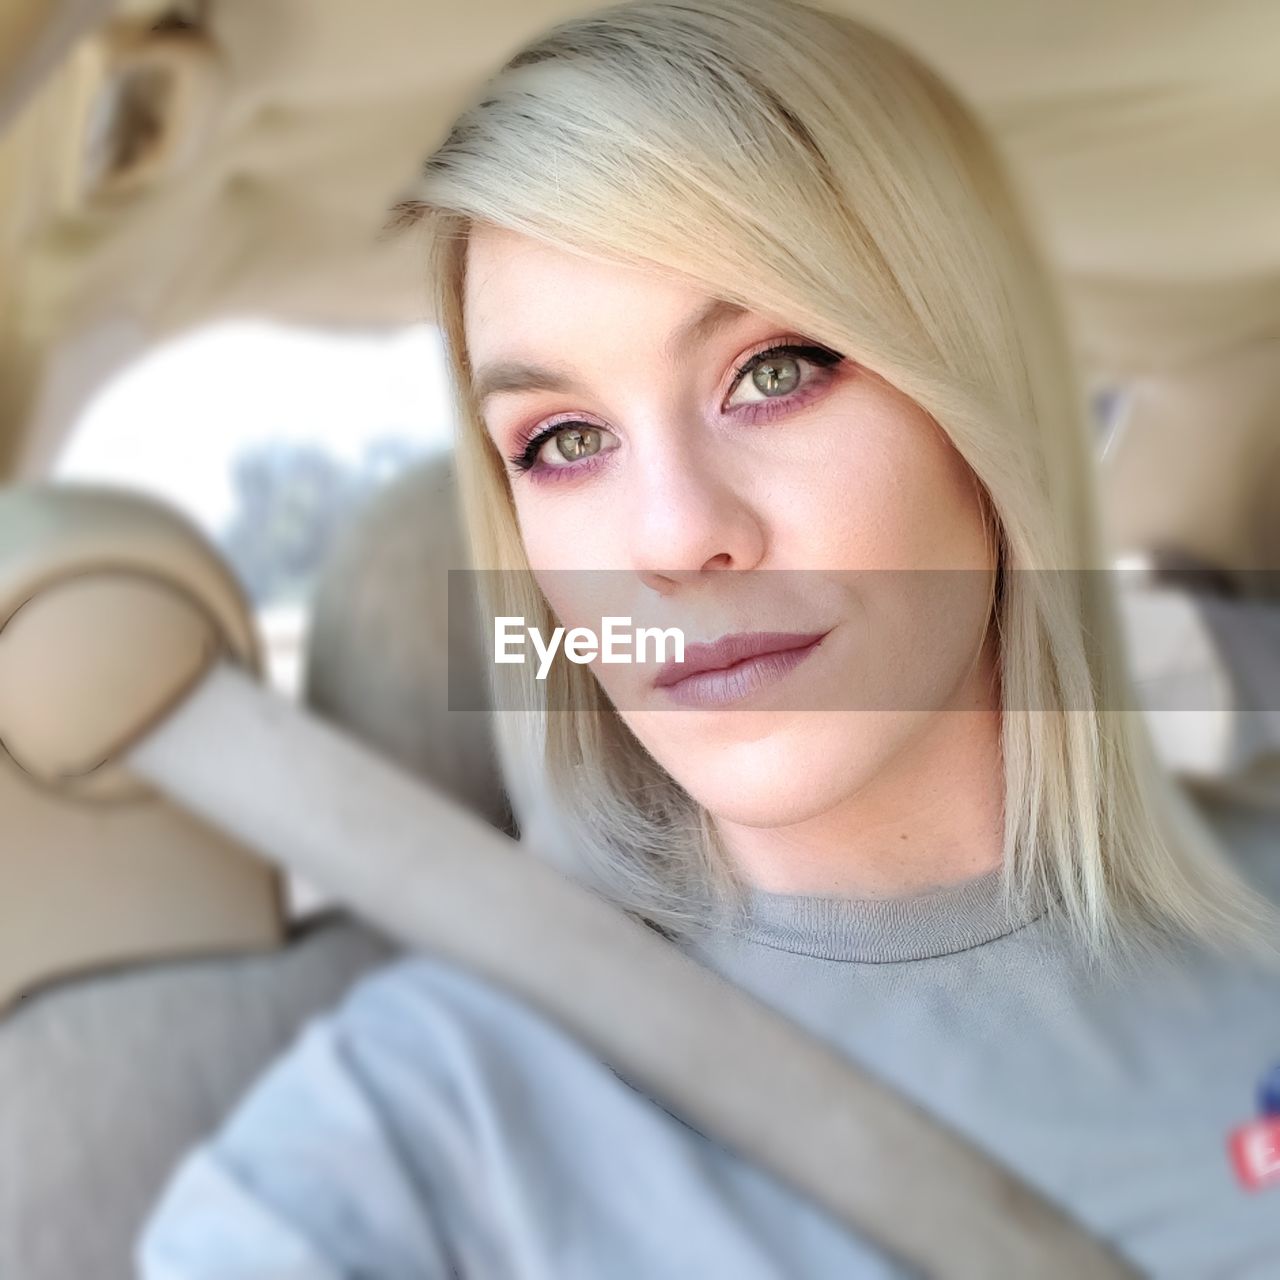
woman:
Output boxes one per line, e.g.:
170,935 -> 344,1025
139,1 -> 1280,1275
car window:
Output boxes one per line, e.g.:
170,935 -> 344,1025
55,319 -> 457,697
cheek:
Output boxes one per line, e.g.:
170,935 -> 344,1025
511,488 -> 619,575
784,394 -> 992,573
515,497 -> 616,638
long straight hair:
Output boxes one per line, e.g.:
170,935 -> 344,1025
390,0 -> 1278,965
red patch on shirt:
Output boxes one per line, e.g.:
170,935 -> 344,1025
1229,1116 -> 1280,1191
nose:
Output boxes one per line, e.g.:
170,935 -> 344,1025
625,435 -> 766,595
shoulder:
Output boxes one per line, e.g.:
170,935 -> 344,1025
330,948 -> 589,1086
137,1003 -> 456,1278
335,947 -> 546,1035
136,952 -> 539,1279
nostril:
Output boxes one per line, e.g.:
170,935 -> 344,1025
638,569 -> 679,599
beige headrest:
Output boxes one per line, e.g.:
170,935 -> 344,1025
0,483 -> 260,800
0,483 -> 281,1011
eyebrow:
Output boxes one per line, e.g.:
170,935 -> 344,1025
472,296 -> 748,407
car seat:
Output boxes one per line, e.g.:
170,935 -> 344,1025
0,457 -> 511,1280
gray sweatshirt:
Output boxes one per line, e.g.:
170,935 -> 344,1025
137,813 -> 1280,1279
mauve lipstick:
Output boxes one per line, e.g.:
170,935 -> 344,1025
653,629 -> 830,708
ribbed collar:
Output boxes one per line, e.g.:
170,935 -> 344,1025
689,865 -> 1046,964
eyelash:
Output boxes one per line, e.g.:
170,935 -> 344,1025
504,339 -> 846,481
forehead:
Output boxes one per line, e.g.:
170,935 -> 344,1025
461,224 -> 715,357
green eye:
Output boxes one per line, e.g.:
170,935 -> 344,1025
552,425 -> 605,463
726,342 -> 844,412
749,354 -> 803,397
509,419 -> 620,476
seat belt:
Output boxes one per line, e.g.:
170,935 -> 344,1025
125,659 -> 1141,1280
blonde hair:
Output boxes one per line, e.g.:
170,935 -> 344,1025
391,0 -> 1278,965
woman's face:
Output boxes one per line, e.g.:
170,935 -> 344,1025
464,224 -> 998,831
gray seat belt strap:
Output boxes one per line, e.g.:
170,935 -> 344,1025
126,660 -> 1141,1280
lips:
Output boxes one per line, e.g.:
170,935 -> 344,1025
652,628 -> 831,709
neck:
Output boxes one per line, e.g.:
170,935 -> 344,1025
713,633 -> 1004,899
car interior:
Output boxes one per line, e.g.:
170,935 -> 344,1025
1,2 -> 1277,1277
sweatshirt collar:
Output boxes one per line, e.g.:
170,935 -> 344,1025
688,865 -> 1045,964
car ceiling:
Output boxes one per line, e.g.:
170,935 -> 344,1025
1,0 -> 1277,557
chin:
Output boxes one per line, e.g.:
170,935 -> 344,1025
691,783 -> 841,831
644,712 -> 909,830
